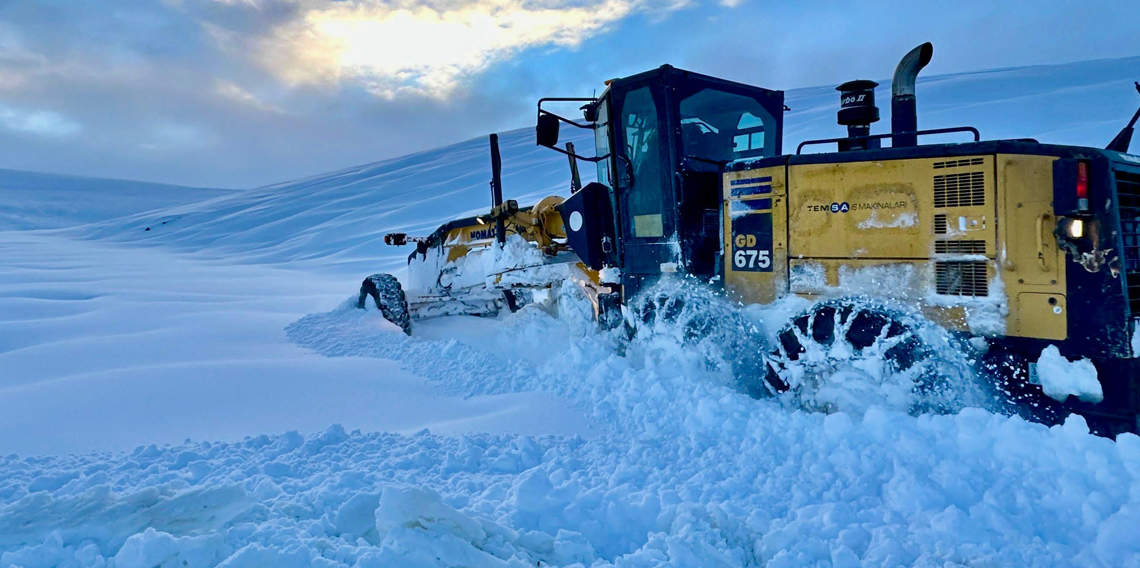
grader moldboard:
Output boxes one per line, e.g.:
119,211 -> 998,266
358,43 -> 1140,436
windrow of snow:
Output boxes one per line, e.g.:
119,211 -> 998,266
3,296 -> 1140,567
73,56 -> 1140,276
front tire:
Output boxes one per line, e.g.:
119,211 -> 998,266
357,273 -> 412,335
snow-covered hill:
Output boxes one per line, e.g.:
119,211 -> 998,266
1,55 -> 1140,568
0,169 -> 235,231
80,56 -> 1140,275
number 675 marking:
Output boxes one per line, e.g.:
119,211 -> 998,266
733,249 -> 770,269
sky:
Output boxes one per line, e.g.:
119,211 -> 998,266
0,0 -> 1138,189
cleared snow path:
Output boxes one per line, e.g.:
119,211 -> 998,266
0,233 -> 592,456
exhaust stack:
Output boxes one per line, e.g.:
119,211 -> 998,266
891,42 -> 933,148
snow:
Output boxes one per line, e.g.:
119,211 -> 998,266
1036,345 -> 1104,403
856,211 -> 917,229
1132,321 -> 1140,357
0,233 -> 592,456
0,168 -> 234,231
1,55 -> 1140,567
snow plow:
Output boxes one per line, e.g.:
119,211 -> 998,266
360,43 -> 1140,436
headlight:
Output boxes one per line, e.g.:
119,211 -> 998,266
1066,218 -> 1084,239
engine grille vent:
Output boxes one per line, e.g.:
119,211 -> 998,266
933,157 -> 984,169
935,261 -> 988,297
1116,168 -> 1140,314
934,214 -> 948,235
935,240 -> 986,254
934,171 -> 986,208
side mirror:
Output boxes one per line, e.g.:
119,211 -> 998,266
582,104 -> 598,123
536,112 -> 560,147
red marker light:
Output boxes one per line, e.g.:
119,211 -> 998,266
1076,161 -> 1089,211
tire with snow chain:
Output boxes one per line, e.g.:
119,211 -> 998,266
627,280 -> 768,382
764,297 -> 970,414
356,273 -> 412,335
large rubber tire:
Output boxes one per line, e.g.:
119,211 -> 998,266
356,273 -> 412,335
765,298 -> 966,414
627,281 -> 768,384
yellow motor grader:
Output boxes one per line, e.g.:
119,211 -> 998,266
358,44 -> 1140,435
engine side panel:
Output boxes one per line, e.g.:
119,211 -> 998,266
724,154 -> 1075,342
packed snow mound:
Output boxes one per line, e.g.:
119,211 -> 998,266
1037,345 -> 1104,403
75,56 -> 1140,275
0,168 -> 234,231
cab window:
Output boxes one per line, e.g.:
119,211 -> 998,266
619,86 -> 665,238
594,100 -> 611,186
679,89 -> 775,165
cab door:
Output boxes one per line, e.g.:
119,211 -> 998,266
611,80 -> 677,295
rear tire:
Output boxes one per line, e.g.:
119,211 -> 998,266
765,298 -> 966,414
357,273 -> 412,335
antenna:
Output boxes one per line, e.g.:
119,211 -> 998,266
1106,81 -> 1140,153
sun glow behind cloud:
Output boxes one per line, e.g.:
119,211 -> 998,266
255,0 -> 681,99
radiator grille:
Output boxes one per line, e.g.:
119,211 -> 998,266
1117,168 -> 1140,314
933,157 -> 984,169
934,171 -> 986,208
935,240 -> 986,254
935,261 -> 988,297
934,214 -> 948,234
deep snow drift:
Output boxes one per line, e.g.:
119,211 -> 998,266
2,55 -> 1140,567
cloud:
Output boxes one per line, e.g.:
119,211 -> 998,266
249,0 -> 681,99
0,105 -> 82,137
215,80 -> 283,113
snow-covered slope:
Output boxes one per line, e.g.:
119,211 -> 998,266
79,56 -> 1140,276
81,128 -> 597,275
0,169 -> 235,231
2,56 -> 1140,568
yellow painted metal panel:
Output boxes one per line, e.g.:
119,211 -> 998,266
996,154 -> 1067,339
1015,293 -> 1068,340
724,166 -> 786,304
787,156 -> 996,260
